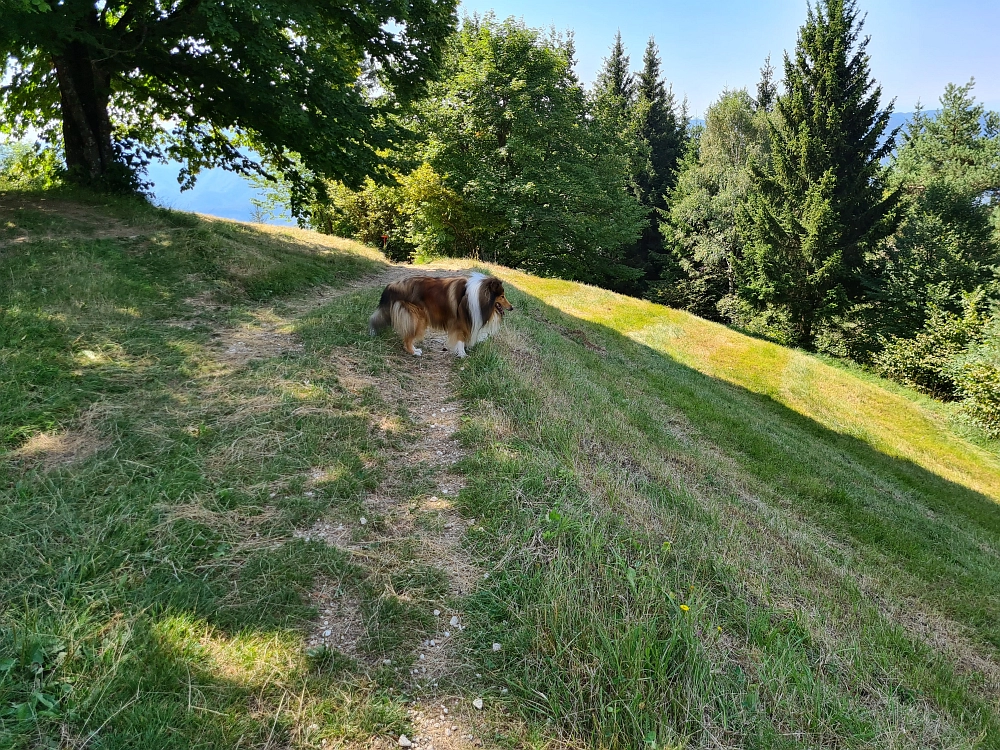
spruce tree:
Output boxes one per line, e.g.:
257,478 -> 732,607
739,0 -> 899,347
591,32 -> 648,217
636,38 -> 686,209
755,55 -> 777,112
626,37 -> 686,292
875,80 -> 1000,339
594,31 -> 635,108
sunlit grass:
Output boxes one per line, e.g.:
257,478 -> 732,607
490,269 -> 1000,503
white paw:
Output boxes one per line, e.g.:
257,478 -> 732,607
413,348 -> 422,356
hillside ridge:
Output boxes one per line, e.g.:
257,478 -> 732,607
2,193 -> 999,749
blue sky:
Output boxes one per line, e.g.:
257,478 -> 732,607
457,0 -> 1000,118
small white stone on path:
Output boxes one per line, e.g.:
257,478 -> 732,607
430,640 -> 436,646
433,609 -> 441,616
473,698 -> 484,710
419,654 -> 425,660
323,630 -> 331,637
492,642 -> 501,652
444,631 -> 450,637
360,517 -> 367,525
398,735 -> 412,747
450,615 -> 460,627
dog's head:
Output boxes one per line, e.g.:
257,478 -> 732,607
483,277 -> 514,319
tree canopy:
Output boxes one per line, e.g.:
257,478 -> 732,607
878,82 -> 1000,332
0,0 -> 458,201
657,89 -> 770,319
739,0 -> 899,347
395,16 -> 646,286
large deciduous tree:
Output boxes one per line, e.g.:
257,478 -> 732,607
656,89 -> 770,319
412,16 -> 645,286
0,0 -> 457,201
739,0 -> 899,348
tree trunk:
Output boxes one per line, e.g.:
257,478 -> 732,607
796,311 -> 814,349
52,44 -> 115,183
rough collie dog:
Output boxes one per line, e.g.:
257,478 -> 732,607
368,273 -> 514,357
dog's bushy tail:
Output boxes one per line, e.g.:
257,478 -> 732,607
368,285 -> 398,336
368,306 -> 390,336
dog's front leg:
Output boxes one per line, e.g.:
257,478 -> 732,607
453,341 -> 467,358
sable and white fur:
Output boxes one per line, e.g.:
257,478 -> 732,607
368,272 -> 513,357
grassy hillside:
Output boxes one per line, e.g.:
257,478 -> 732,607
2,190 -> 999,749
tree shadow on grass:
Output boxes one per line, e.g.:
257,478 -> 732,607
0,292 -> 430,747
449,281 -> 1000,746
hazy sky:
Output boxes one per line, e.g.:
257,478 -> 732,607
457,0 -> 1000,118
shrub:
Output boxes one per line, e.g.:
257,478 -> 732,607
950,312 -> 1000,436
313,179 -> 411,261
872,291 -> 988,398
0,142 -> 64,189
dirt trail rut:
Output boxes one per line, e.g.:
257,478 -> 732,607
280,268 -> 496,750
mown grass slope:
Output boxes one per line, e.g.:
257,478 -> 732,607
2,190 -> 999,749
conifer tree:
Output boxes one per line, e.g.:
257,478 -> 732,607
594,31 -> 635,108
591,31 -> 648,220
875,80 -> 1000,338
636,38 -> 686,209
755,55 -> 777,112
624,37 -> 686,292
739,0 -> 899,347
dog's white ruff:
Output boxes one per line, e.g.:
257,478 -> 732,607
465,273 -> 501,346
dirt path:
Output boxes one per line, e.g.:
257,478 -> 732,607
258,269 -> 495,750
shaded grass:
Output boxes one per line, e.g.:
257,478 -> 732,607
0,192 -> 382,450
0,193 -> 430,748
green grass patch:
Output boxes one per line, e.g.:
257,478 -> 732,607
454,280 -> 1000,748
0,192 -> 409,748
4,190 -> 1000,748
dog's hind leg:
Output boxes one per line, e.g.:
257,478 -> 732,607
404,310 -> 428,356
